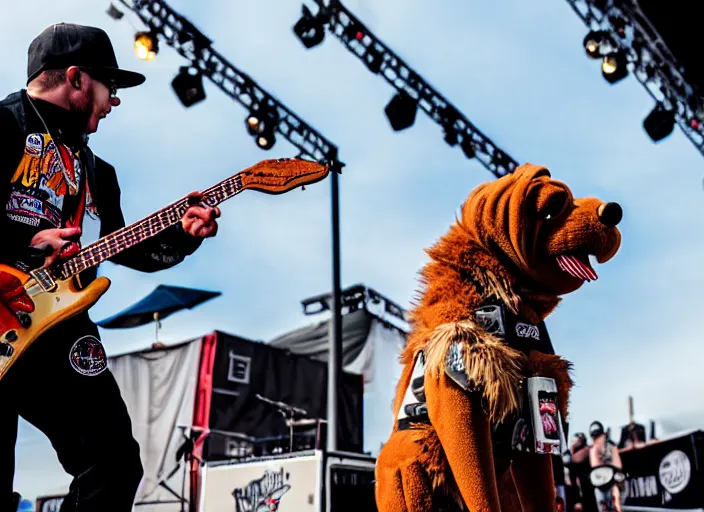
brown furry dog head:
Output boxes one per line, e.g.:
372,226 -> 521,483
454,163 -> 622,296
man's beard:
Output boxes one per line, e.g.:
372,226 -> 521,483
66,87 -> 94,133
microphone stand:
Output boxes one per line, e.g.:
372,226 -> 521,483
255,394 -> 307,453
157,425 -> 206,512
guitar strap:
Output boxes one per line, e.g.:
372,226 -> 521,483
55,142 -> 88,231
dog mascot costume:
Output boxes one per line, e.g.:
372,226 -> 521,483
375,164 -> 622,512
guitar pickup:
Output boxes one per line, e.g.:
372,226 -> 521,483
0,342 -> 14,358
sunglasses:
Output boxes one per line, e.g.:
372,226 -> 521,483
100,79 -> 118,99
83,71 -> 118,98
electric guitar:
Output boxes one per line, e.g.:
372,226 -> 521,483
0,158 -> 331,380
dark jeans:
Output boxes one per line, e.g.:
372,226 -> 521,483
0,314 -> 143,511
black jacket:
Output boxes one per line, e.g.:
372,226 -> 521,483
0,90 -> 202,279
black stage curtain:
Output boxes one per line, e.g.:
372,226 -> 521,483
205,332 -> 363,459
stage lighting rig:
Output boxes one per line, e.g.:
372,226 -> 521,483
292,0 -> 518,178
564,0 -> 704,155
302,283 -> 408,324
111,0 -> 340,165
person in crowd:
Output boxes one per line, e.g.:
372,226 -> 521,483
589,421 -> 624,512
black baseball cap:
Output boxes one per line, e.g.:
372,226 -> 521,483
27,23 -> 145,88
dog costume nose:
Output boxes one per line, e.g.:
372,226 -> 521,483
597,202 -> 622,227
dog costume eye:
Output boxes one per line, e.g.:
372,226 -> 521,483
536,189 -> 569,220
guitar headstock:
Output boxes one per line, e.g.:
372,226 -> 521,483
238,158 -> 332,194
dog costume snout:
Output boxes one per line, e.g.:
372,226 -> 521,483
597,202 -> 622,228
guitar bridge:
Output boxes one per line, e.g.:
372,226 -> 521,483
29,268 -> 57,292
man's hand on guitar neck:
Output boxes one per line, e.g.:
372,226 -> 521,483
181,191 -> 220,238
29,227 -> 82,268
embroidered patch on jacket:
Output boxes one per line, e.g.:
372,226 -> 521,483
69,335 -> 107,376
9,133 -> 83,215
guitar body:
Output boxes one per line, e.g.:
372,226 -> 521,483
0,264 -> 110,380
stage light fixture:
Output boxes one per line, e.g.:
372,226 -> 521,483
293,5 -> 325,49
583,30 -> 609,59
256,131 -> 276,150
384,91 -> 417,131
106,3 -> 124,20
643,103 -> 675,142
460,138 -> 476,159
245,106 -> 278,136
134,31 -> 158,60
602,51 -> 628,84
171,67 -> 206,107
246,114 -> 260,135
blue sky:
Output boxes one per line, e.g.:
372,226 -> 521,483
3,0 -> 704,502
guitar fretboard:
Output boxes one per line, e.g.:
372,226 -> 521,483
53,174 -> 243,279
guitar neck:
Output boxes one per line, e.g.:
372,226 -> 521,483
53,174 -> 243,280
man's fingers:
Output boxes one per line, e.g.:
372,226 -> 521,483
186,191 -> 204,206
185,205 -> 219,221
58,226 -> 82,238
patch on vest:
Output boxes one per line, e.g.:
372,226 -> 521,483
69,335 -> 107,376
397,352 -> 428,423
445,341 -> 474,390
475,305 -> 505,336
515,322 -> 540,340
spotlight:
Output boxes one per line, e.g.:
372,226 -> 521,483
256,131 -> 276,150
134,31 -> 158,61
583,30 -> 610,59
246,106 -> 278,150
643,104 -> 675,142
246,113 -> 260,135
245,106 -> 278,135
171,67 -> 206,107
602,51 -> 628,84
384,91 -> 417,131
106,3 -> 124,20
293,5 -> 325,49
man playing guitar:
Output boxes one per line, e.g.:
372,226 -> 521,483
0,23 -> 219,511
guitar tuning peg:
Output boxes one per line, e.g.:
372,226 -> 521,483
301,185 -> 306,191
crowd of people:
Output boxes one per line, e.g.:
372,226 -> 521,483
558,420 -> 647,512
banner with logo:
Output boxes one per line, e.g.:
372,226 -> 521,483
620,430 -> 703,509
34,495 -> 64,512
201,452 -> 323,512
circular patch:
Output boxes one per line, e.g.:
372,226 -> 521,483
658,449 -> 691,494
69,335 -> 107,376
